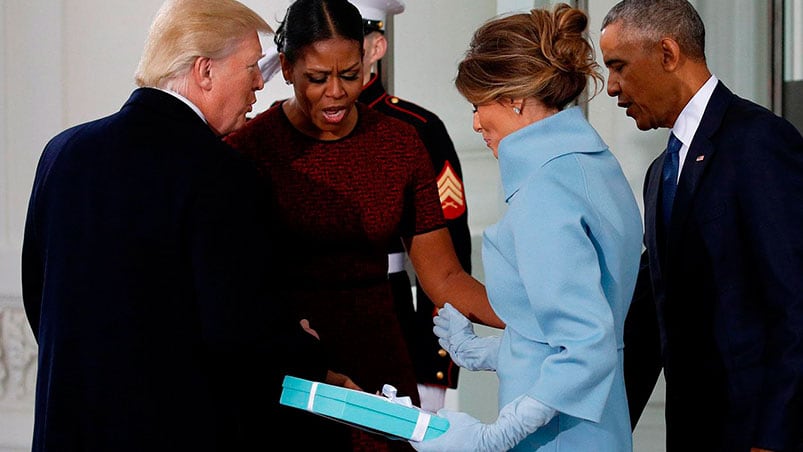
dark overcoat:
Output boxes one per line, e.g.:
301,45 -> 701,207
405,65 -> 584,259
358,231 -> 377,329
22,88 -> 326,451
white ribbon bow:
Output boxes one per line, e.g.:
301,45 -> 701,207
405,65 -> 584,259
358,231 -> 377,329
381,384 -> 431,442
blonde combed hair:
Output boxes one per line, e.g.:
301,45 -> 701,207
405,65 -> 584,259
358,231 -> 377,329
455,3 -> 602,110
135,0 -> 271,91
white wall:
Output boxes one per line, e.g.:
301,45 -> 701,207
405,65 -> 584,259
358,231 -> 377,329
1,2 -> 64,447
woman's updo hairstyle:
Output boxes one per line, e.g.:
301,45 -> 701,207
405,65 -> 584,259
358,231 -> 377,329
274,0 -> 364,65
455,3 -> 602,110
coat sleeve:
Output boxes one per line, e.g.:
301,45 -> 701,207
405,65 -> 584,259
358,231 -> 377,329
188,146 -> 328,409
736,115 -> 803,449
21,136 -> 68,341
623,251 -> 662,429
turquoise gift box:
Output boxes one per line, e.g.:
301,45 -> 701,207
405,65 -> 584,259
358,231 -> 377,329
279,375 -> 449,441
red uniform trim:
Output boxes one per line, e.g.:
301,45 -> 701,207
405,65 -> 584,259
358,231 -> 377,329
362,75 -> 387,108
383,97 -> 428,123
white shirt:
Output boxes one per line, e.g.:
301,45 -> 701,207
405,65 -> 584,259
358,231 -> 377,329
670,74 -> 718,181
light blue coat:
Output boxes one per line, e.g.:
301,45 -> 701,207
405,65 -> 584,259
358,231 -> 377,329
483,107 -> 642,451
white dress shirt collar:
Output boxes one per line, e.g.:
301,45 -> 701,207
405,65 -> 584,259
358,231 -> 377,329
670,75 -> 718,178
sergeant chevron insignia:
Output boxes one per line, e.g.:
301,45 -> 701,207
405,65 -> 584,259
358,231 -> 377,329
437,161 -> 466,220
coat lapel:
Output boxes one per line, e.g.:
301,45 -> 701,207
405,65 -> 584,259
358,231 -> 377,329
668,82 -> 733,234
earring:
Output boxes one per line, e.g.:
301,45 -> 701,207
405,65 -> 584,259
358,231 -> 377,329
513,107 -> 521,115
285,80 -> 292,85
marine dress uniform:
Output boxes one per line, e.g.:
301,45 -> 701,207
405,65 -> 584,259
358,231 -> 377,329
359,72 -> 471,394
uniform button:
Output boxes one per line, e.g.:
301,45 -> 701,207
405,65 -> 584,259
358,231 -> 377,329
436,371 -> 444,380
438,349 -> 448,357
390,97 -> 399,104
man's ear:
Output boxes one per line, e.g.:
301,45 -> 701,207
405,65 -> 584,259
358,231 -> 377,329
193,56 -> 214,90
660,37 -> 681,72
365,32 -> 388,66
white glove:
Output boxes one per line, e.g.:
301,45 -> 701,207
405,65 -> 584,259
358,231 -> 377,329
258,46 -> 282,83
433,303 -> 500,371
409,394 -> 556,452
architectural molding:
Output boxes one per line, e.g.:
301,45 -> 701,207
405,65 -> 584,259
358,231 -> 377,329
0,297 -> 36,406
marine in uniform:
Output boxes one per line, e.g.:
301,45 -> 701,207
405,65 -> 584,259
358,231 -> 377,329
354,0 -> 472,412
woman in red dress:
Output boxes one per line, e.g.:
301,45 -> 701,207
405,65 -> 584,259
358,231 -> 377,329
224,0 -> 501,450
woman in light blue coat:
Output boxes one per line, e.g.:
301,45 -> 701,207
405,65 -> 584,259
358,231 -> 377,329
410,4 -> 642,451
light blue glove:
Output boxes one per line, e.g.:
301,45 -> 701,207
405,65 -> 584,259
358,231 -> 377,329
409,394 -> 557,452
433,303 -> 500,371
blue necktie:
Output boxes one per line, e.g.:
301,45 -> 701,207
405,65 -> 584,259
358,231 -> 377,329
661,132 -> 682,227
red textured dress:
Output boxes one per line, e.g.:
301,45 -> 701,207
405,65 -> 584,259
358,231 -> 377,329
225,102 -> 445,451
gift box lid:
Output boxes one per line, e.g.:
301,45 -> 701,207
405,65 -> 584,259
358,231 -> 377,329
280,375 -> 449,441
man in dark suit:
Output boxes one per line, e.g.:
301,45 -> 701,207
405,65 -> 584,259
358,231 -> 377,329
354,0 -> 474,412
21,1 -> 352,450
600,1 -> 803,451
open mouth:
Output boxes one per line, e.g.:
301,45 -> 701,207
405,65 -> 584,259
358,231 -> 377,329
322,107 -> 347,124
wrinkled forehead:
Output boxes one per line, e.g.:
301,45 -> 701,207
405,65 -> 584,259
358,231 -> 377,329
601,22 -> 650,56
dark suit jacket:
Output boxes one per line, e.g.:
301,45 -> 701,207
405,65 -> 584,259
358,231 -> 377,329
21,88 -> 327,451
626,82 -> 803,451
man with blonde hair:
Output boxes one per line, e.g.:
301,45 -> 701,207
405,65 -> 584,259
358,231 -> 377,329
22,1 -> 340,450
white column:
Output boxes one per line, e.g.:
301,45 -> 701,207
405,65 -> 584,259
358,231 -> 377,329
787,0 -> 803,80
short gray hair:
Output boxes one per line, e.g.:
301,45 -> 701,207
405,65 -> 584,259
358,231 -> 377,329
601,0 -> 706,60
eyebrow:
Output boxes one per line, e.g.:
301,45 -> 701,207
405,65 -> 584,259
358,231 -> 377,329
306,61 -> 361,74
